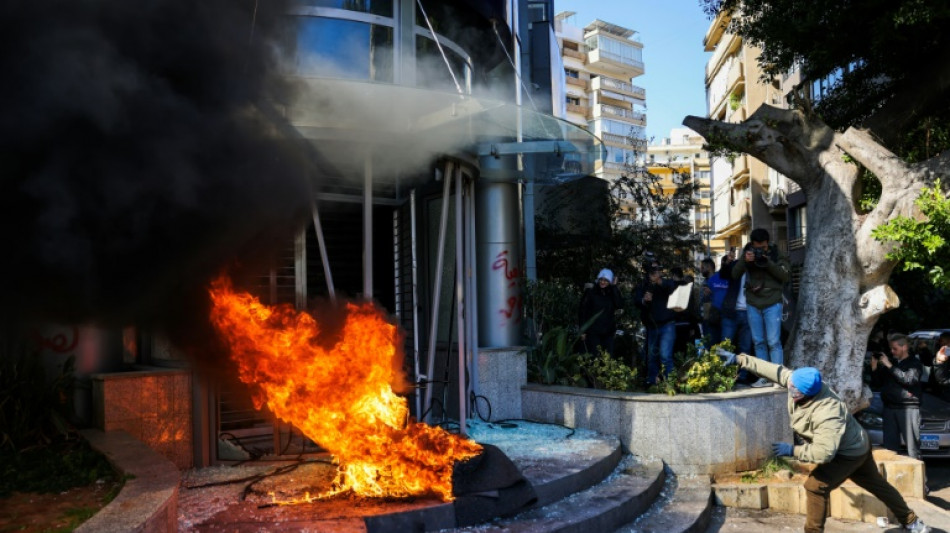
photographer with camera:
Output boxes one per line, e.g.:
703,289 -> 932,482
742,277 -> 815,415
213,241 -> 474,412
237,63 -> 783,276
731,228 -> 790,388
871,333 -> 924,459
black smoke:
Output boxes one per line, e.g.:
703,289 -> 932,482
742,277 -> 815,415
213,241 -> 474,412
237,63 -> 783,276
0,0 -> 313,328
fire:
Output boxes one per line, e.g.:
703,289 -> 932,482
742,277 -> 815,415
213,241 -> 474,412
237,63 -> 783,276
208,276 -> 481,501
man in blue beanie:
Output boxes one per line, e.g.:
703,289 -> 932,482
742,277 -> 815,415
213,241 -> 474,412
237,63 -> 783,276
731,353 -> 931,533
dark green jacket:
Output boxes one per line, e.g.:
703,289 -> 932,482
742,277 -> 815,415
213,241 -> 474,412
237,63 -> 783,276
739,355 -> 870,463
731,244 -> 790,309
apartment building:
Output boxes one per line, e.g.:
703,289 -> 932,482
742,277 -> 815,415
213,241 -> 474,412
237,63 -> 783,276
554,12 -> 648,184
703,10 -> 790,257
646,128 -> 722,259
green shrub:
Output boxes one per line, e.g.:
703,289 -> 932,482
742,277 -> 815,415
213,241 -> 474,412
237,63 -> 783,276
527,326 -> 588,387
0,437 -> 117,498
1,345 -> 76,453
649,340 -> 737,395
580,350 -> 638,392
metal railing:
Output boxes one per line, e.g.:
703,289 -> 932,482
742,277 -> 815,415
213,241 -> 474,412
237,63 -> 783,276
599,104 -> 646,123
591,49 -> 644,71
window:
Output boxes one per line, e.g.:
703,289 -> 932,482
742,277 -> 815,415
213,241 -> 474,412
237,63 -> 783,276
565,68 -> 579,79
298,0 -> 393,17
566,96 -> 580,105
789,206 -> 807,242
292,18 -> 394,81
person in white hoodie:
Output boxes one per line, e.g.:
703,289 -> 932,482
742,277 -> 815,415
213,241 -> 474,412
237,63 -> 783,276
578,268 -> 623,356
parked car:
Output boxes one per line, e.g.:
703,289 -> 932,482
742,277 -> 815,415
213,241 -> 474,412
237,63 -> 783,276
856,391 -> 950,459
908,329 -> 950,370
856,328 -> 950,459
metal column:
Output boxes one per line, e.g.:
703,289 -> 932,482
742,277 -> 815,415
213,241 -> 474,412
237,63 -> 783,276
476,155 -> 522,348
454,167 -> 467,435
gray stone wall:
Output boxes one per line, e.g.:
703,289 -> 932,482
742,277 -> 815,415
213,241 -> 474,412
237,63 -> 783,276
475,347 -> 526,421
522,384 -> 792,475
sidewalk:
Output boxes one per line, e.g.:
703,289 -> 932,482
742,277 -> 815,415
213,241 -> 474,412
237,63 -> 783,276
707,499 -> 950,532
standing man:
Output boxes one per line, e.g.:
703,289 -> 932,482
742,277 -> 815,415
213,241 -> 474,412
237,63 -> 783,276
732,228 -> 790,387
634,263 -> 678,385
931,332 -> 950,400
719,251 -> 754,383
578,268 -> 624,357
727,353 -> 931,533
702,256 -> 730,345
871,333 -> 924,459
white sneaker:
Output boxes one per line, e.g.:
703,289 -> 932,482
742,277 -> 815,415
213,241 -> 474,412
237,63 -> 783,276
750,378 -> 771,388
905,518 -> 931,532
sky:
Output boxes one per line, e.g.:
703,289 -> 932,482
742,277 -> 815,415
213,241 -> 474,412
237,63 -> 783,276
553,0 -> 713,143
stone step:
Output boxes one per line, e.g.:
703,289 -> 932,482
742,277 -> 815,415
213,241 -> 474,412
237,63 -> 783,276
364,423 -> 625,533
450,458 -> 666,533
614,474 -> 714,533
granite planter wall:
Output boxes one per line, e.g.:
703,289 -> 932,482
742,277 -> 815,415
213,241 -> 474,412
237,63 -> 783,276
91,366 -> 193,469
522,384 -> 791,475
476,347 -> 526,422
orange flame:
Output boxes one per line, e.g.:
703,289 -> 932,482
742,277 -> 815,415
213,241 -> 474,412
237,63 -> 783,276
208,276 -> 481,501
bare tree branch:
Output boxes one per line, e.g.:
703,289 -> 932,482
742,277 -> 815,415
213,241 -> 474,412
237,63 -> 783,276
684,106 -> 832,191
835,128 -> 912,188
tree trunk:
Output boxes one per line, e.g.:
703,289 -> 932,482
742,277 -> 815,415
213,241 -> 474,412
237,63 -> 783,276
684,106 -> 923,411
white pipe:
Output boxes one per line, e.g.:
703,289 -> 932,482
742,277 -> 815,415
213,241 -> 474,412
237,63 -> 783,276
364,156 -> 373,299
310,202 -> 336,302
410,190 -> 422,419
455,166 -> 467,435
423,161 -> 454,423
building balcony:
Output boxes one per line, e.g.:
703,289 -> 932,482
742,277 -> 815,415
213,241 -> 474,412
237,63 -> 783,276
705,32 -> 740,81
563,47 -> 586,61
703,10 -> 730,52
590,76 -> 646,100
731,156 -> 750,184
602,161 -> 627,173
726,59 -> 744,96
587,49 -> 645,77
566,102 -> 588,116
566,76 -> 588,89
601,132 -> 647,150
729,105 -> 746,124
595,104 -> 646,125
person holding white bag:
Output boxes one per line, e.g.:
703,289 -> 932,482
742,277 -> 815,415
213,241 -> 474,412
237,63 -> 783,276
634,262 -> 689,385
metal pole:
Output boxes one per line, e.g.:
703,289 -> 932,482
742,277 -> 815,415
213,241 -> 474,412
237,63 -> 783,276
466,177 -> 480,414
364,155 -> 373,299
410,190 -> 422,419
311,202 -> 337,302
423,162 -> 454,422
455,167 -> 466,435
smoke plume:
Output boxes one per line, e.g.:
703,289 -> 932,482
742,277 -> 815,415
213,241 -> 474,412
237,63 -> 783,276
0,0 -> 313,327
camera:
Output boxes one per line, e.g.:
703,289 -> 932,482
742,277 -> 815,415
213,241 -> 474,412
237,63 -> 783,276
752,247 -> 768,266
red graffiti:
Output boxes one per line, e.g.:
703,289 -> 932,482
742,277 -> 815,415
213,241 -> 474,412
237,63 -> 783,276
31,326 -> 80,353
493,251 -> 522,325
492,250 -> 521,289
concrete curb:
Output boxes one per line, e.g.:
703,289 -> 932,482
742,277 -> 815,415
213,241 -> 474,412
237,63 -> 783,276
77,429 -> 180,533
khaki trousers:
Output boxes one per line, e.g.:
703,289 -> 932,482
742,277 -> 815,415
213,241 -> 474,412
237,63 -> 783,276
803,449 -> 916,532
